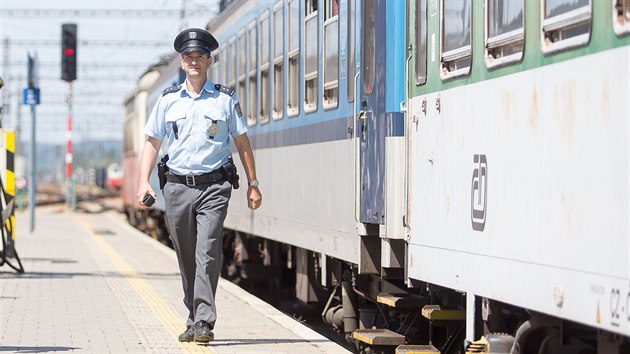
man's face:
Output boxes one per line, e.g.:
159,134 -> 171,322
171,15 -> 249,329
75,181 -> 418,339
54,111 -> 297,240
181,51 -> 212,78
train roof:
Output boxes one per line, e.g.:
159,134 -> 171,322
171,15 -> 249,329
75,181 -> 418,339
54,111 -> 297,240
206,0 -> 263,45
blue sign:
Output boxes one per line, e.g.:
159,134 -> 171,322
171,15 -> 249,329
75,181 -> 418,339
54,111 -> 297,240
23,88 -> 40,105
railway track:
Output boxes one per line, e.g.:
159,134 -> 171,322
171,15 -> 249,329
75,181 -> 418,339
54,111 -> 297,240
17,183 -> 120,208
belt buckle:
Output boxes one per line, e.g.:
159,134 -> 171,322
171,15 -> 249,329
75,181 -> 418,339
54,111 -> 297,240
185,175 -> 195,186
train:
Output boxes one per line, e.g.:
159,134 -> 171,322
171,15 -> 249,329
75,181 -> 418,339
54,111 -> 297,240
122,0 -> 630,353
105,163 -> 123,190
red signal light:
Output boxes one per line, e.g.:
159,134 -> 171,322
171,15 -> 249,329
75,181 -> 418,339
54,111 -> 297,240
64,48 -> 75,56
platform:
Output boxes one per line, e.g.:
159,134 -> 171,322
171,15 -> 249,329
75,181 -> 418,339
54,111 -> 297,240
0,203 -> 351,354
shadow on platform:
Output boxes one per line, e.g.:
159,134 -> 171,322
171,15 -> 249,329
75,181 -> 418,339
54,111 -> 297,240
0,346 -> 80,353
203,338 -> 336,347
0,269 -> 180,280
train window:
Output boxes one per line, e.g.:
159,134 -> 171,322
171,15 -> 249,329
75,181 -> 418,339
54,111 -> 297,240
237,32 -> 247,122
347,0 -> 356,102
273,2 -> 284,120
228,37 -> 236,90
614,0 -> 630,35
304,0 -> 319,113
260,12 -> 271,124
541,0 -> 591,54
238,32 -> 246,79
362,0 -> 376,95
485,0 -> 524,68
287,0 -> 300,117
211,51 -> 220,83
219,50 -> 227,85
248,23 -> 258,127
323,0 -> 339,110
441,0 -> 471,80
414,0 -> 428,85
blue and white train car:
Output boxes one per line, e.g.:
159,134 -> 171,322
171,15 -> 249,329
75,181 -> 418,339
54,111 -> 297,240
124,0 -> 412,349
208,0 -> 408,304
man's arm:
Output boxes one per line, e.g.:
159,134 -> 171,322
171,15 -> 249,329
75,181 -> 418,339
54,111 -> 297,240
233,133 -> 262,210
136,136 -> 162,208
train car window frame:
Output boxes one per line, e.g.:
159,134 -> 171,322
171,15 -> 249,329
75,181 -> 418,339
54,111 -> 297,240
211,50 -> 220,83
415,0 -> 428,85
541,0 -> 591,55
287,0 -> 300,117
347,0 -> 356,102
220,49 -> 228,85
323,0 -> 339,110
247,21 -> 258,127
260,11 -> 271,125
237,31 -> 247,121
228,37 -> 237,90
273,1 -> 285,120
613,0 -> 630,35
304,0 -> 319,114
440,0 -> 472,80
485,0 -> 524,69
362,0 -> 376,95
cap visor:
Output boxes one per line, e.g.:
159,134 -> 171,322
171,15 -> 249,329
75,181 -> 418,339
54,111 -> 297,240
181,46 -> 210,55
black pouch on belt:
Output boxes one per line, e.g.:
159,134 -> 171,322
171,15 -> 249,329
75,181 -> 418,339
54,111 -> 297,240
157,154 -> 169,190
221,157 -> 240,189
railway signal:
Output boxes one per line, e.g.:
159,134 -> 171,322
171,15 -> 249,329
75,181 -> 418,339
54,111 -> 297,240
61,24 -> 77,82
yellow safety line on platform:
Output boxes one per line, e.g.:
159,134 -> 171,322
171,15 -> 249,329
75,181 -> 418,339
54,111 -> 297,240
76,215 -> 213,354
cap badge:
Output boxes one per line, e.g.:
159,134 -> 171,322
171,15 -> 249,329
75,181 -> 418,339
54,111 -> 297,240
189,32 -> 197,39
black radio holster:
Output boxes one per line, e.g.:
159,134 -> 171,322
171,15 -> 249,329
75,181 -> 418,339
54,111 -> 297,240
221,156 -> 240,189
157,154 -> 169,190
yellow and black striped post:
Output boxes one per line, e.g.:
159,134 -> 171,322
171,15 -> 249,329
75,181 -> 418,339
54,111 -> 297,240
4,129 -> 15,245
0,129 -> 22,272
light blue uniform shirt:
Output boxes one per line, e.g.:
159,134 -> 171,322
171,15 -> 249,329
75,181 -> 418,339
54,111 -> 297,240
144,80 -> 248,175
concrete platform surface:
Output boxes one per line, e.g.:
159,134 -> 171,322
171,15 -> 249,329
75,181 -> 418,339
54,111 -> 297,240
0,204 -> 352,354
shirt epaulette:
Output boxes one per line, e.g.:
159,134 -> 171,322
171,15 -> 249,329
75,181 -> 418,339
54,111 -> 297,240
162,85 -> 181,96
214,84 -> 235,96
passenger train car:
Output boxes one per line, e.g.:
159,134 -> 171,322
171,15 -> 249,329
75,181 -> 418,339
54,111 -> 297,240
123,0 -> 630,353
406,1 -> 629,353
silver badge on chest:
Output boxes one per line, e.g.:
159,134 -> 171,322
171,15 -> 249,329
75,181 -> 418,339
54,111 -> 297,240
207,120 -> 218,139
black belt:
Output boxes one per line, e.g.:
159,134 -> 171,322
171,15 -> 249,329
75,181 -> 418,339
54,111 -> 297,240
166,171 -> 224,187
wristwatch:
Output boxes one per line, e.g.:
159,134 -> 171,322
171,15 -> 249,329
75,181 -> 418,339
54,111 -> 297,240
248,179 -> 259,187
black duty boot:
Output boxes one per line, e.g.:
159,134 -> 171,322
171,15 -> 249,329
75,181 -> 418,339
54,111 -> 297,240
194,321 -> 214,342
178,325 -> 194,342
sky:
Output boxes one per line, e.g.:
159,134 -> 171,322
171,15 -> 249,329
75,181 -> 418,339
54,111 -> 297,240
0,0 -> 219,146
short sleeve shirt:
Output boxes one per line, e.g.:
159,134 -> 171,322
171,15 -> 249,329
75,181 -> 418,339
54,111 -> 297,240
144,80 -> 248,175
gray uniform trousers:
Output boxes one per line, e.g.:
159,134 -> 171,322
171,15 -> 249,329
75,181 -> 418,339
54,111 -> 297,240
163,178 -> 232,329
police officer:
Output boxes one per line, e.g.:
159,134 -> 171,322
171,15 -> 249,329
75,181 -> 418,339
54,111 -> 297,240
136,28 -> 262,343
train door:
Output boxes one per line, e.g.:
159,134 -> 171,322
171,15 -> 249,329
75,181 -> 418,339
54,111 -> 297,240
358,0 -> 386,225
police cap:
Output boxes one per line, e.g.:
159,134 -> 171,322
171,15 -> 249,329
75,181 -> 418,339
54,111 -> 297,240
173,28 -> 219,55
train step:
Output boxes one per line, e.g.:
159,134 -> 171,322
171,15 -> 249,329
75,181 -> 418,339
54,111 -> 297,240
465,336 -> 487,353
353,328 -> 406,346
377,293 -> 427,309
396,344 -> 440,353
421,304 -> 465,321
465,333 -> 514,353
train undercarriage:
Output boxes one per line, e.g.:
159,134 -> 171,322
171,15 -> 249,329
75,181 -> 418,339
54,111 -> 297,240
221,230 -> 630,354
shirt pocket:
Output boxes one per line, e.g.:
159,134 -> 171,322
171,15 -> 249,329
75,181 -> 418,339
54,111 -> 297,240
203,113 -> 229,141
165,112 -> 186,139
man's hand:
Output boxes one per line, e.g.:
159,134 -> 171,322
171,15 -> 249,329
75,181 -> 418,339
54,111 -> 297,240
137,182 -> 157,209
248,186 -> 261,210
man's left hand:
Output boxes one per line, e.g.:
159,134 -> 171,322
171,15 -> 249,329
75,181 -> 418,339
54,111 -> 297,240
248,187 -> 262,210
